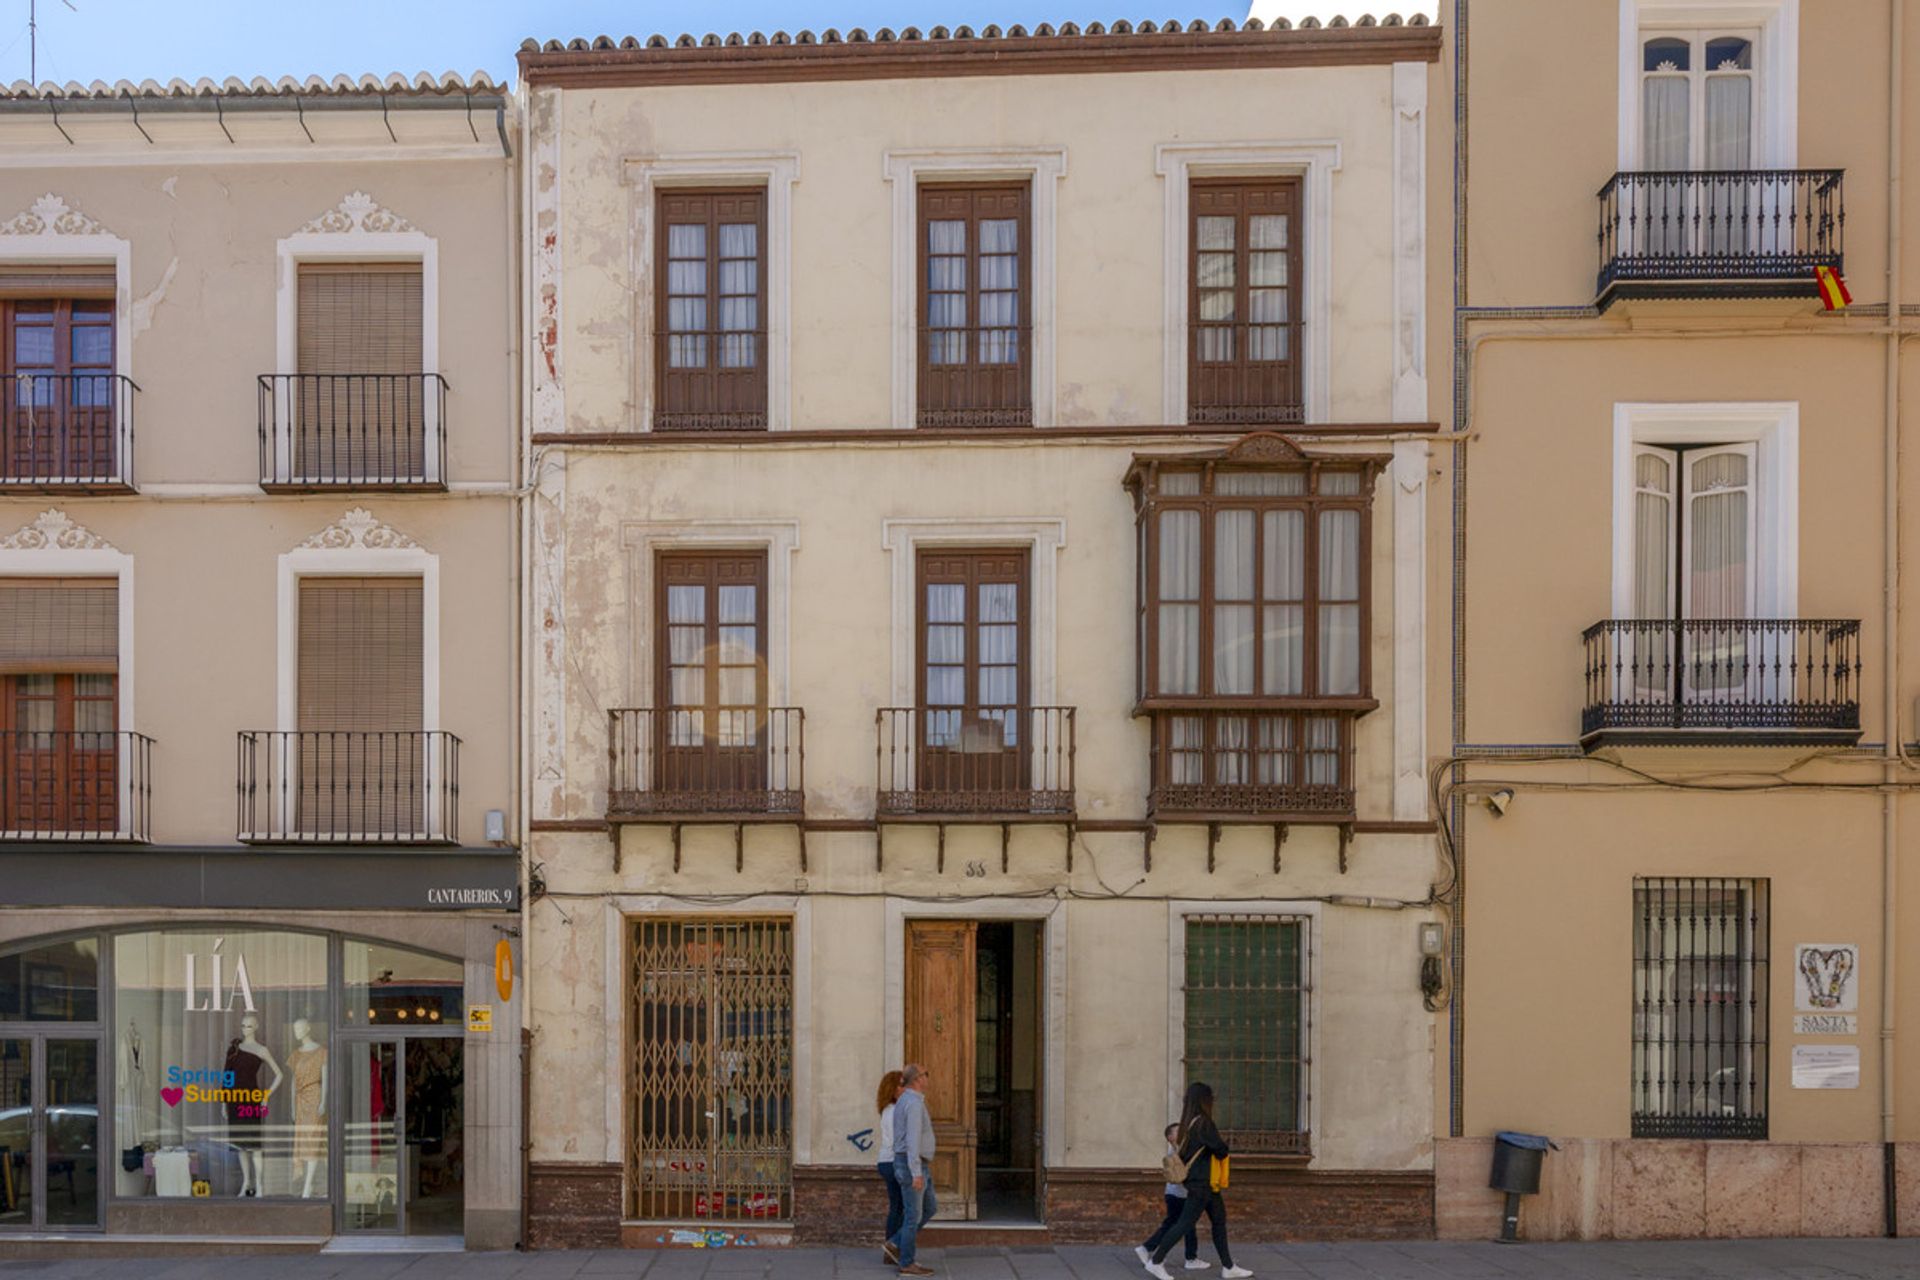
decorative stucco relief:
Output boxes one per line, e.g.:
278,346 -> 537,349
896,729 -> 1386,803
297,507 -> 421,551
0,509 -> 120,552
296,191 -> 418,235
0,193 -> 115,238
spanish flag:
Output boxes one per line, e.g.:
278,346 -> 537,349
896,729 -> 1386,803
1815,265 -> 1852,311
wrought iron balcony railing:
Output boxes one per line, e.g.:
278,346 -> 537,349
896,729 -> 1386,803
1146,709 -> 1355,821
0,730 -> 153,841
237,729 -> 460,844
876,706 -> 1075,818
608,707 -> 804,818
1,373 -> 138,490
1582,619 -> 1862,745
258,373 -> 448,490
1597,169 -> 1843,305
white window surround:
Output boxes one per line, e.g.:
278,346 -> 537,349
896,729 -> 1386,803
884,147 -> 1067,430
1619,0 -> 1799,170
623,152 -> 800,432
273,193 -> 441,484
602,896 -> 814,1164
0,510 -> 137,838
1165,899 -> 1322,1161
621,520 -> 801,707
1155,141 -> 1340,427
0,193 -> 133,387
883,896 -> 1067,1167
1611,401 -> 1798,618
276,507 -> 441,732
882,518 -> 1066,708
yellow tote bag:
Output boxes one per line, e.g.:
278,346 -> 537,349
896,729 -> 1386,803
1209,1155 -> 1230,1192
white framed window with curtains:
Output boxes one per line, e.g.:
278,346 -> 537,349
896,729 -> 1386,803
1618,1 -> 1797,172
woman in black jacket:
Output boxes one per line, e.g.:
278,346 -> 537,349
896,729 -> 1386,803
1144,1083 -> 1251,1280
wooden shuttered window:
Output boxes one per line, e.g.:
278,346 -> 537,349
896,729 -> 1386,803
296,262 -> 423,374
0,578 -> 117,675
918,184 -> 1032,428
0,265 -> 116,301
292,262 -> 427,481
1189,178 -> 1304,425
655,189 -> 768,431
296,576 -> 424,837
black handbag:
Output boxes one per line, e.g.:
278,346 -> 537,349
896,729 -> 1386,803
122,1146 -> 144,1173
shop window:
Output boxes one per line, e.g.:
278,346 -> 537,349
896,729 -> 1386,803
0,935 -> 99,1022
1183,914 -> 1310,1156
112,929 -> 330,1199
343,939 -> 463,1029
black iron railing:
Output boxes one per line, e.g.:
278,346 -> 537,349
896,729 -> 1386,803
1582,619 -> 1861,743
1147,709 -> 1355,820
608,706 -> 804,817
0,373 -> 138,489
0,730 -> 153,841
258,373 -> 448,489
1597,170 -> 1843,301
237,729 -> 459,843
876,706 -> 1075,817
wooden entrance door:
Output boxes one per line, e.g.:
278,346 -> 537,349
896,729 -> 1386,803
905,920 -> 977,1220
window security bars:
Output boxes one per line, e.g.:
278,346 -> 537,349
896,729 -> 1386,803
0,373 -> 138,490
628,917 -> 793,1222
0,730 -> 152,841
1632,877 -> 1769,1140
236,729 -> 460,844
875,705 -> 1075,817
1596,170 -> 1844,302
258,373 -> 449,489
1184,914 -> 1311,1156
608,707 -> 804,818
1582,618 -> 1861,744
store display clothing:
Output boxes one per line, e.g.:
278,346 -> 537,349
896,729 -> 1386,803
224,1041 -> 266,1150
290,1044 -> 327,1161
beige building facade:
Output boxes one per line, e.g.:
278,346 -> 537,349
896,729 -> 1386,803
1434,0 -> 1920,1243
0,78 -> 524,1248
517,16 -> 1451,1249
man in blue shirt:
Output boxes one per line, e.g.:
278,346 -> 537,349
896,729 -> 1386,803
888,1063 -> 937,1275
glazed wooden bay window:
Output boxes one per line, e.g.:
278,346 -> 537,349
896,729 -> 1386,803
919,183 -> 1032,428
1184,915 -> 1310,1156
1189,177 -> 1303,426
1127,436 -> 1381,820
655,189 -> 767,431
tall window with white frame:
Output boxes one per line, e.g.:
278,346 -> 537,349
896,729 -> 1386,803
1,268 -> 120,487
1188,177 -> 1303,426
918,183 -> 1032,428
1639,30 -> 1758,258
0,578 -> 120,838
655,189 -> 767,431
1183,914 -> 1310,1157
1631,876 -> 1769,1139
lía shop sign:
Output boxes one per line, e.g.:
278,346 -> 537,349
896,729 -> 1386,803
182,937 -> 255,1014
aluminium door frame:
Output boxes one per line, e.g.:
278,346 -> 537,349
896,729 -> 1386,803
0,1026 -> 106,1233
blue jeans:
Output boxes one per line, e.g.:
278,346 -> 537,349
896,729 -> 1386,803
879,1159 -> 905,1246
888,1154 -> 937,1266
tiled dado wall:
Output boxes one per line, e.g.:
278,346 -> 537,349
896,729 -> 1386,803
1437,1139 -> 1920,1240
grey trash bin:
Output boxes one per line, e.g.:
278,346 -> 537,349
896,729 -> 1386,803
1488,1131 -> 1556,1242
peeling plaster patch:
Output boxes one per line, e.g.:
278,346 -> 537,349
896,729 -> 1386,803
130,256 -> 178,335
160,176 -> 177,199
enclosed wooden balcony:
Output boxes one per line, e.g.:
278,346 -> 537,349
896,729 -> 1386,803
1581,619 -> 1862,747
236,729 -> 460,844
0,372 -> 138,492
0,729 -> 153,842
257,373 -> 448,491
1596,169 -> 1843,308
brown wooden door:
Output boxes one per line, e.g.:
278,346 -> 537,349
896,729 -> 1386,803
657,552 -> 768,800
905,920 -> 977,1221
3,299 -> 115,481
917,549 -> 1028,804
1031,925 -> 1047,1222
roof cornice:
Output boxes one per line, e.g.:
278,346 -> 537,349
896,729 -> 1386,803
518,15 -> 1441,89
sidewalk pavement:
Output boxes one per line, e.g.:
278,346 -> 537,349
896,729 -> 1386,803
4,1242 -> 1920,1280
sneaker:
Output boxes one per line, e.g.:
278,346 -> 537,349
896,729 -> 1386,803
1144,1264 -> 1175,1280
1221,1269 -> 1254,1278
1184,1262 -> 1211,1271
884,1243 -> 900,1265
900,1266 -> 936,1277
1134,1247 -> 1152,1266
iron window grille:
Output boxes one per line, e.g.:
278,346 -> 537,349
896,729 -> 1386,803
1183,913 -> 1311,1157
1632,876 -> 1769,1139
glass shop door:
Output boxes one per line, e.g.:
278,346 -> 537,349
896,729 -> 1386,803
0,1033 -> 101,1230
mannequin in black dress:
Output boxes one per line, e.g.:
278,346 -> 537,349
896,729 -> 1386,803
224,1013 -> 284,1197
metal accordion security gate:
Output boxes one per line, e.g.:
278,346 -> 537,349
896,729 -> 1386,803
627,917 -> 793,1222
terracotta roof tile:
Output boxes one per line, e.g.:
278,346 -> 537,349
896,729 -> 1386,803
1,70 -> 504,103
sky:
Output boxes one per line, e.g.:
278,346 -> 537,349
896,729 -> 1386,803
0,1 -> 1434,89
